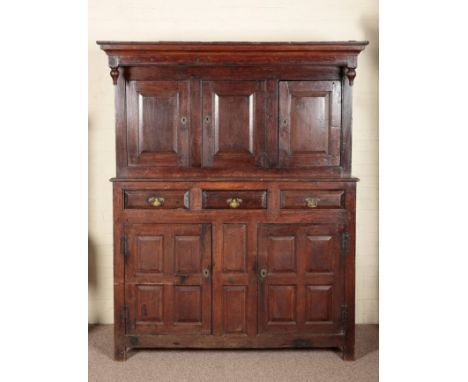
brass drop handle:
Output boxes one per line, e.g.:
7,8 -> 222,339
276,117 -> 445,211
202,268 -> 210,278
227,197 -> 242,209
148,196 -> 165,207
305,197 -> 319,208
260,269 -> 268,278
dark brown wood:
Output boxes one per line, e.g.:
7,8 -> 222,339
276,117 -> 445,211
125,65 -> 342,82
126,80 -> 190,167
202,190 -> 267,209
258,224 -> 344,334
280,189 -> 344,209
202,81 -> 267,168
279,81 -> 342,168
124,189 -> 190,210
98,41 -> 367,361
125,224 -> 212,335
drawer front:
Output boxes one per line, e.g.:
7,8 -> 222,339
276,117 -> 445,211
124,190 -> 190,209
202,190 -> 267,209
280,190 -> 344,209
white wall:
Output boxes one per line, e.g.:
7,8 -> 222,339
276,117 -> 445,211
88,0 -> 379,324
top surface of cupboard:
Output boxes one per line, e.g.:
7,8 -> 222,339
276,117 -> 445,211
98,41 -> 368,179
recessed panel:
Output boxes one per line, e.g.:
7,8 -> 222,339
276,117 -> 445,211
267,236 -> 296,273
139,94 -> 178,153
268,285 -> 296,323
136,285 -> 164,323
306,285 -> 332,322
137,236 -> 164,273
290,93 -> 329,154
174,286 -> 201,323
223,286 -> 247,334
305,235 -> 333,272
215,94 -> 254,154
174,236 -> 201,273
222,224 -> 247,272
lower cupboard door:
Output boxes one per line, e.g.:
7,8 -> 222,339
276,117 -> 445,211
124,223 -> 212,335
258,224 -> 345,334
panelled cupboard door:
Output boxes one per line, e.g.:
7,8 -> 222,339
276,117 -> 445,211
279,81 -> 342,168
213,223 -> 257,336
202,81 -> 268,168
258,224 -> 345,334
126,81 -> 190,167
124,224 -> 211,335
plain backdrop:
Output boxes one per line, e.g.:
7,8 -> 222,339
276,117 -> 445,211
88,0 -> 380,325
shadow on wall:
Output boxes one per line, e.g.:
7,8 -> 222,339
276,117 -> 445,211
88,236 -> 100,323
361,16 -> 379,70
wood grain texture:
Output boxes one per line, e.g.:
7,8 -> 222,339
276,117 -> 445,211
99,41 -> 367,361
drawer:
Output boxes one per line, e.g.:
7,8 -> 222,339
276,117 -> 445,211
280,189 -> 344,209
124,190 -> 190,209
202,190 -> 267,209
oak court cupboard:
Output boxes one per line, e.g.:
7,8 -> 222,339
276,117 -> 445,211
97,41 -> 368,360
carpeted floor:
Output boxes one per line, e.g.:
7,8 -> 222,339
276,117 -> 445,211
89,325 -> 378,382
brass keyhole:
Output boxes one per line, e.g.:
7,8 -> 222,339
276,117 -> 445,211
202,268 -> 210,278
260,269 -> 267,278
181,116 -> 187,125
205,115 -> 211,123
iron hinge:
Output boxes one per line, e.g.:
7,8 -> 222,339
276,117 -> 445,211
121,235 -> 128,258
341,232 -> 349,257
340,304 -> 349,332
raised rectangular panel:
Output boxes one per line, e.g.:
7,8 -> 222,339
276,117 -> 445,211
174,236 -> 201,273
139,94 -> 177,153
279,81 -> 341,168
290,93 -> 329,154
135,285 -> 164,323
305,285 -> 332,322
222,224 -> 247,272
137,236 -> 164,273
305,235 -> 334,273
215,94 -> 254,154
174,286 -> 202,323
202,81 -> 266,167
267,285 -> 296,323
267,236 -> 296,273
223,286 -> 247,334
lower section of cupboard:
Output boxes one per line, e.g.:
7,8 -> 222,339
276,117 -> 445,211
112,180 -> 357,361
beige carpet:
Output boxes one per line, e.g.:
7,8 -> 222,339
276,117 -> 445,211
89,325 -> 378,382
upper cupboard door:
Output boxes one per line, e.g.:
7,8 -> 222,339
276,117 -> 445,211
279,81 -> 342,168
202,81 -> 267,168
127,81 -> 190,167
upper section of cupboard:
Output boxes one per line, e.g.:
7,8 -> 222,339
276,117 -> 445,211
98,41 -> 368,179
